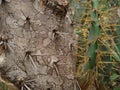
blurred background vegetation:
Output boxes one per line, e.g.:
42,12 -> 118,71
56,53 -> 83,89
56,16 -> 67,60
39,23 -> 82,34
69,0 -> 120,90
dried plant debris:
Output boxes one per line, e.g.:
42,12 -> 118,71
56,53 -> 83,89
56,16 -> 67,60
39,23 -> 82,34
34,0 -> 69,16
0,35 -> 9,54
0,0 -> 11,5
0,53 -> 5,67
42,0 -> 69,17
0,35 -> 9,67
0,76 -> 19,90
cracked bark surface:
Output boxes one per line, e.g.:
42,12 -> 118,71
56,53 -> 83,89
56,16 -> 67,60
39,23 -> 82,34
0,0 -> 76,90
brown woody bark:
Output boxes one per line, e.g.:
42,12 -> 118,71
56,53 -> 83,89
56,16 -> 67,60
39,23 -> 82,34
0,0 -> 76,90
